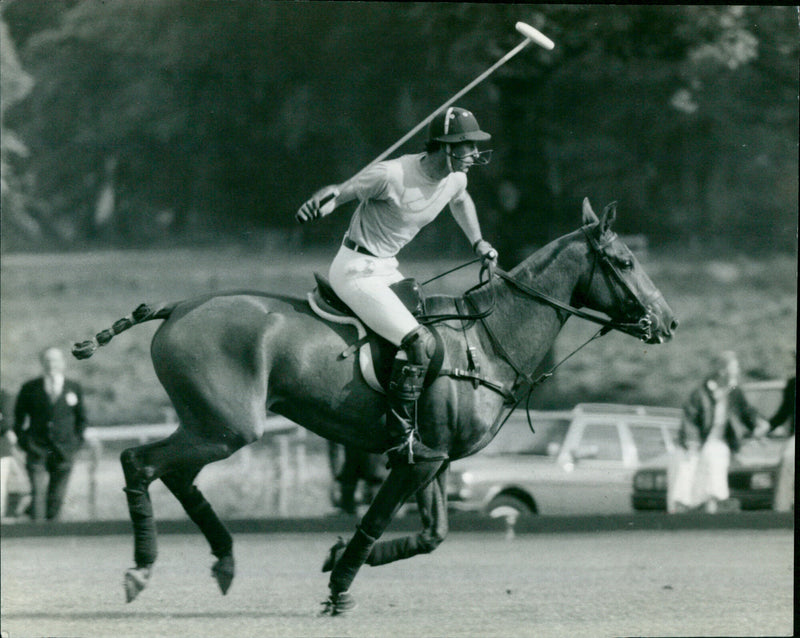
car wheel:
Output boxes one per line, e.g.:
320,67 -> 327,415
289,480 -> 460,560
487,494 -> 533,523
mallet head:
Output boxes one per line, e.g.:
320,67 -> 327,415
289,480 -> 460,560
515,21 -> 555,50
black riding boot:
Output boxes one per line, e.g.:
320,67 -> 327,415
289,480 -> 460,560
386,326 -> 446,464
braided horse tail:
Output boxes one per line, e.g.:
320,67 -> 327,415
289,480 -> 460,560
72,302 -> 177,360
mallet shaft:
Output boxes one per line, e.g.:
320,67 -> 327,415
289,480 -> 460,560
335,21 -> 554,193
362,38 -> 531,173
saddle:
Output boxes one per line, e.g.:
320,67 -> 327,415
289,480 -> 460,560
309,273 -> 445,393
314,273 -> 427,318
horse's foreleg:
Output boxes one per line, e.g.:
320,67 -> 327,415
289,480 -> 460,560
322,464 -> 449,572
160,468 -> 235,594
323,459 -> 444,614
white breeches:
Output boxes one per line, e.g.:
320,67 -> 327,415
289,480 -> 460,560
329,245 -> 419,346
773,435 -> 794,512
692,438 -> 731,504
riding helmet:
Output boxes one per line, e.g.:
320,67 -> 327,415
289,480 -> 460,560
428,107 -> 491,144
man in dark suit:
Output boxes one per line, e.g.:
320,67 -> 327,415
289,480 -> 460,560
14,346 -> 87,520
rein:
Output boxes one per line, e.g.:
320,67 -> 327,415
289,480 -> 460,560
419,229 -> 651,338
489,325 -> 611,436
418,230 -> 653,438
418,259 -> 498,324
493,268 -> 645,338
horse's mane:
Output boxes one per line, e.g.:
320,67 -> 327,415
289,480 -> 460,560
508,224 -> 592,281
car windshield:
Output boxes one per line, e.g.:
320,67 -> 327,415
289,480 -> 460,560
480,416 -> 570,456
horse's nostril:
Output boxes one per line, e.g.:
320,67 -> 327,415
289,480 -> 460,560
670,319 -> 679,332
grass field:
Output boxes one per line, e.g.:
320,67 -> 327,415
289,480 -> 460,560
1,245 -> 795,425
1,530 -> 793,637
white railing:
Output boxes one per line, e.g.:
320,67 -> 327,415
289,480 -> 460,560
83,414 -> 299,444
82,415 -> 306,518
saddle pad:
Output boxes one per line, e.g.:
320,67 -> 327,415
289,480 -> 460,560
307,291 -> 384,393
307,290 -> 444,394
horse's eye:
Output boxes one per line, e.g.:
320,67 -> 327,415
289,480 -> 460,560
620,258 -> 633,270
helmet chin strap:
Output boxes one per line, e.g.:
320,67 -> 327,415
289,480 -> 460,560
445,143 -> 454,173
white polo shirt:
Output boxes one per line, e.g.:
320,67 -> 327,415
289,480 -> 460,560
345,154 -> 468,258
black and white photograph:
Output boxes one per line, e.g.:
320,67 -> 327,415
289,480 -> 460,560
1,3 -> 796,637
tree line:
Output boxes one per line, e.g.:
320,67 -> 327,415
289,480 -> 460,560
1,2 -> 797,257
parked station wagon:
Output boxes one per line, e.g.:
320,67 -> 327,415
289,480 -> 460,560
447,403 -> 681,519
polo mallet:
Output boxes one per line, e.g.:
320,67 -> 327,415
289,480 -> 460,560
313,21 -> 555,215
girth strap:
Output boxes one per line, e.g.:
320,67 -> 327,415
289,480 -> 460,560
438,367 -> 516,403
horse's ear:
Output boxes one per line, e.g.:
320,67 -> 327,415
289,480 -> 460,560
599,201 -> 617,233
582,198 -> 598,225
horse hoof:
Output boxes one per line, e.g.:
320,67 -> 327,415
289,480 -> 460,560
212,555 -> 234,595
124,567 -> 150,603
319,590 -> 356,616
321,536 -> 347,573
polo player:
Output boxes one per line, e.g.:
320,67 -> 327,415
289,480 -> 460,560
296,107 -> 498,463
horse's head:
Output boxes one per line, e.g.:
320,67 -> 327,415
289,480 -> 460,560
575,198 -> 677,344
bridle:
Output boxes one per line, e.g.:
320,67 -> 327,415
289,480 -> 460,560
491,228 -> 657,343
422,224 -> 656,342
577,227 -> 656,341
426,225 -> 661,438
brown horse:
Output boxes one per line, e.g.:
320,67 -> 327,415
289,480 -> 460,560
72,199 -> 676,612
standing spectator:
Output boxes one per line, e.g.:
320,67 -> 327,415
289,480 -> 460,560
1,387 -> 30,519
1,388 -> 14,517
336,447 -> 388,516
13,346 -> 87,521
769,375 -> 795,511
327,442 -> 387,515
675,351 -> 765,513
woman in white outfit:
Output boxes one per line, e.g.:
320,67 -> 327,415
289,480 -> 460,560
296,107 -> 498,463
676,351 -> 765,512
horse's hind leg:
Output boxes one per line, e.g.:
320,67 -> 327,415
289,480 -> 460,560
120,430 -> 242,602
160,467 -> 235,595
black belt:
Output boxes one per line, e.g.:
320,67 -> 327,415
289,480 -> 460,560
343,236 -> 376,257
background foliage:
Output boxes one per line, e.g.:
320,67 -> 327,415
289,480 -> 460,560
2,3 -> 797,256
0,3 -> 796,426
1,249 -> 795,425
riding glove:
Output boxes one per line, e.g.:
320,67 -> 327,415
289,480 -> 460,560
295,186 -> 340,224
473,239 -> 498,267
